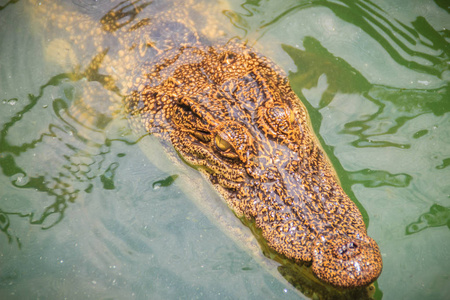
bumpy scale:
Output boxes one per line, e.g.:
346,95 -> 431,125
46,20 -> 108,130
127,43 -> 383,288
31,0 -> 382,289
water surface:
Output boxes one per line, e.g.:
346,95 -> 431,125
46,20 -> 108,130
0,0 -> 449,299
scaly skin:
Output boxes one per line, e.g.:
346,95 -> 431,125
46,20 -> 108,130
126,42 -> 383,288
32,0 -> 382,289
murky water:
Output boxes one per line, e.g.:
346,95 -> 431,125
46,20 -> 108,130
0,0 -> 449,299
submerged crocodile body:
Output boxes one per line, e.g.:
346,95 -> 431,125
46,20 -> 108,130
32,0 -> 382,289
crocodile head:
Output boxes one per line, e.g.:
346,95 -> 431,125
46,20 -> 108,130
127,42 -> 382,288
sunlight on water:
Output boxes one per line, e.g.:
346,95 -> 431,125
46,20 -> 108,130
226,0 -> 449,299
0,0 -> 449,299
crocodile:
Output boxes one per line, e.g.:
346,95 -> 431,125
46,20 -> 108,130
31,0 -> 382,289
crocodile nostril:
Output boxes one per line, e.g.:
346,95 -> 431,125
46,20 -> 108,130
337,241 -> 358,256
348,242 -> 357,249
338,245 -> 347,255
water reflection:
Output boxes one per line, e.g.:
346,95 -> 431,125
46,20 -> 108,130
282,37 -> 371,108
226,0 -> 449,299
0,0 -> 19,11
152,174 -> 179,189
0,0 -> 449,299
280,32 -> 448,149
347,169 -> 412,188
434,0 -> 449,13
229,0 -> 449,79
406,204 -> 450,235
0,64 -> 135,238
1,1 -> 306,299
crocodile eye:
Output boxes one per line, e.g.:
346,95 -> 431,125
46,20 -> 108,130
214,135 -> 238,159
215,135 -> 232,151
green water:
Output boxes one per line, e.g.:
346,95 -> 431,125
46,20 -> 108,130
0,0 -> 449,299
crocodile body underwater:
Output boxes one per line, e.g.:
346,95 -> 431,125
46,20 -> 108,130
32,0 -> 382,289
